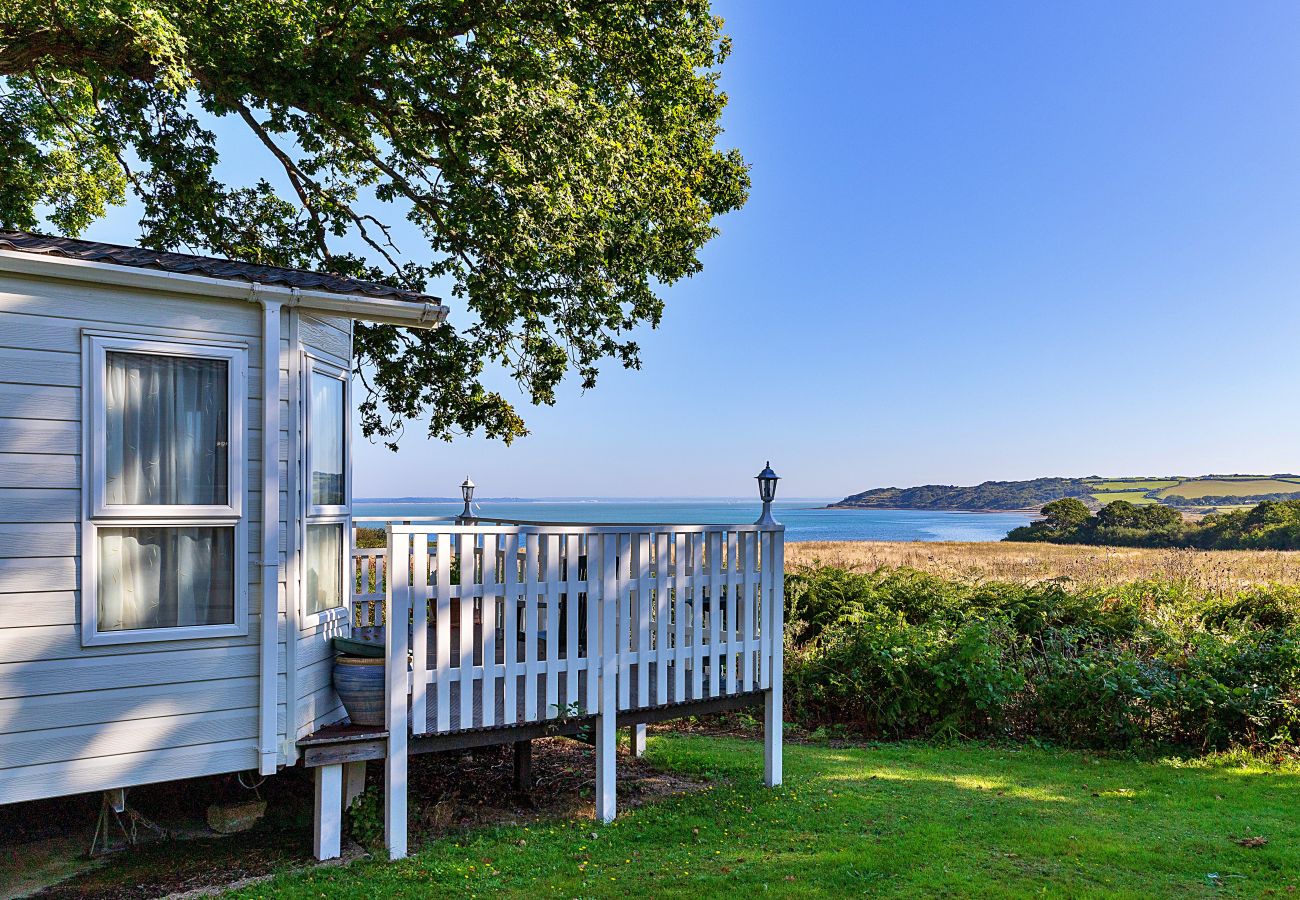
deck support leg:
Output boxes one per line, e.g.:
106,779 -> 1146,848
630,723 -> 646,758
764,687 -> 783,787
313,764 -> 343,861
595,711 -> 617,823
513,740 -> 533,792
384,738 -> 408,860
343,761 -> 367,810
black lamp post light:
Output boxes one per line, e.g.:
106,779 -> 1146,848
459,475 -> 475,522
755,461 -> 780,527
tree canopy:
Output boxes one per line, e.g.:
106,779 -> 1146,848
0,1 -> 749,445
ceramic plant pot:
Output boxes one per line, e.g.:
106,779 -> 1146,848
332,656 -> 386,727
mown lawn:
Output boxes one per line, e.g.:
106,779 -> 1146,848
232,736 -> 1300,898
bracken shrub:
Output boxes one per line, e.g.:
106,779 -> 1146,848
783,567 -> 1300,751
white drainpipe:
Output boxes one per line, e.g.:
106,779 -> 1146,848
257,294 -> 283,775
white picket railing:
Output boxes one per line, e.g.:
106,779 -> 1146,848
350,517 -> 784,859
350,521 -> 784,736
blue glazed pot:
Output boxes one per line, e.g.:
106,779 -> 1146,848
333,656 -> 386,727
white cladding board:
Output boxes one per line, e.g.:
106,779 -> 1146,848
0,271 -> 295,803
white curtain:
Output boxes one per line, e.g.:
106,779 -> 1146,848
97,526 -> 234,630
98,350 -> 233,631
105,351 -> 229,506
310,372 -> 344,506
305,523 -> 343,615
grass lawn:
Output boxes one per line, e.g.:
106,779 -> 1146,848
1087,480 -> 1179,491
231,735 -> 1300,898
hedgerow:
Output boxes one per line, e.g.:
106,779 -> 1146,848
783,566 -> 1300,750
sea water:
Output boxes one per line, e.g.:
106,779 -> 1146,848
352,498 -> 1033,543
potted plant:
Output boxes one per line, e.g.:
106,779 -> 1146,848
331,637 -> 386,727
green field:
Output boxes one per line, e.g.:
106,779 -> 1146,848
231,736 -> 1300,899
1087,480 -> 1179,491
1158,479 -> 1300,500
1089,491 -> 1157,505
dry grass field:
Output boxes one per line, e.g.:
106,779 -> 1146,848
787,540 -> 1300,589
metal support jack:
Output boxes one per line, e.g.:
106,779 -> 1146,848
89,789 -> 167,856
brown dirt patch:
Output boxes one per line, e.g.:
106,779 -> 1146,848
6,736 -> 702,899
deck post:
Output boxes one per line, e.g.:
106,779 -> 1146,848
384,526 -> 411,860
763,530 -> 784,787
631,723 -> 647,757
513,740 -> 533,792
595,533 -> 619,823
343,761 -> 367,809
313,764 -> 343,861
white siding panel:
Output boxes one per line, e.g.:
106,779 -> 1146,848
0,274 -> 262,337
0,419 -> 78,454
0,617 -> 283,664
0,644 -> 281,699
0,677 -> 259,735
296,684 -> 344,735
0,556 -> 76,593
0,383 -> 80,421
0,591 -> 77,627
298,314 -> 350,362
0,453 -> 77,488
0,706 -> 276,766
0,348 -> 79,387
0,523 -> 77,558
0,489 -> 79,523
0,739 -> 260,805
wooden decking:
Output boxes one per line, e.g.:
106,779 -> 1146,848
298,675 -> 763,767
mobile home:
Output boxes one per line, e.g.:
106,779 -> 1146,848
0,231 -> 785,862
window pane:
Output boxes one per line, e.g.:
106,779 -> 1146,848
105,352 -> 229,506
97,527 -> 235,631
306,523 -> 344,616
310,373 -> 345,507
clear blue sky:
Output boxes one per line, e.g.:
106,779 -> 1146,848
87,1 -> 1300,499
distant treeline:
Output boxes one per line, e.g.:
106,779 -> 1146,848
1006,498 -> 1300,550
834,477 -> 1094,511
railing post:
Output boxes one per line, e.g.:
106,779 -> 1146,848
595,532 -> 619,823
384,525 -> 410,860
763,527 -> 785,788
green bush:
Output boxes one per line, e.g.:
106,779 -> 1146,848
783,566 -> 1300,751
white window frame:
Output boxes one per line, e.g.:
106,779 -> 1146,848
81,330 -> 249,646
302,353 -> 351,627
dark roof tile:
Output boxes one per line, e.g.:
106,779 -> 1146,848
0,231 -> 440,305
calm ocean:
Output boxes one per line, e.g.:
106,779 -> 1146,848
352,498 -> 1033,543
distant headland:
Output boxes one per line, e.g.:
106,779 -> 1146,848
827,475 -> 1300,513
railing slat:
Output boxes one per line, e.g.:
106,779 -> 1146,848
726,530 -> 739,695
458,533 -> 475,729
524,533 -> 540,722
481,533 -> 498,728
690,533 -> 704,701
411,535 -> 429,734
586,535 -> 602,715
544,533 -> 560,719
502,532 -> 519,725
435,534 -> 451,732
618,534 -> 632,711
741,531 -> 757,692
708,531 -> 722,699
635,532 -> 650,709
565,534 -> 580,714
655,532 -> 669,706
673,533 -> 687,703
